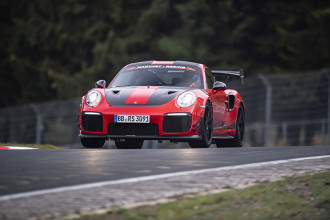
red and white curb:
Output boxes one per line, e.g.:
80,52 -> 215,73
0,146 -> 37,150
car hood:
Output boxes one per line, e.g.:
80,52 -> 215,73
104,86 -> 190,105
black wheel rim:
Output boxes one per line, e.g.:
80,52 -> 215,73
204,107 -> 212,142
237,109 -> 244,142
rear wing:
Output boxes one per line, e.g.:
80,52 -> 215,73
211,69 -> 244,85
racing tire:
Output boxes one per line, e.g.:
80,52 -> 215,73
215,105 -> 245,148
115,139 -> 144,149
189,102 -> 213,148
80,138 -> 105,148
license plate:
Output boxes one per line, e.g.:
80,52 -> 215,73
114,115 -> 150,123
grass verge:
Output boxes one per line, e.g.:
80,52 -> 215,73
76,170 -> 330,220
0,143 -> 60,149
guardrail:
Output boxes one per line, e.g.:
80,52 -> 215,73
0,69 -> 329,147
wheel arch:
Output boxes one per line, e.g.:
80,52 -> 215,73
235,101 -> 245,124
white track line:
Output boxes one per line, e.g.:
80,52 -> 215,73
0,146 -> 37,150
0,155 -> 329,201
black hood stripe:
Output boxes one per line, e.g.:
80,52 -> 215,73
105,87 -> 135,105
146,87 -> 189,105
105,87 -> 190,106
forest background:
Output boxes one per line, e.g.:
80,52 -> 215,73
1,0 -> 329,107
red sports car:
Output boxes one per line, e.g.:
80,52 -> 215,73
79,61 -> 245,149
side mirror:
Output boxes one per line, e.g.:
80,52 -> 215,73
95,80 -> 106,88
212,81 -> 226,90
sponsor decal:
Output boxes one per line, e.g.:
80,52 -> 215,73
217,123 -> 236,130
127,65 -> 196,71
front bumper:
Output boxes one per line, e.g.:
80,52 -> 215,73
79,133 -> 201,141
79,104 -> 204,141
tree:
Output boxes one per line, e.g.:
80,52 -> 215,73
1,0 -> 329,107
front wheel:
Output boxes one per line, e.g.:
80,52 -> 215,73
189,102 -> 213,148
115,139 -> 144,149
216,105 -> 245,148
80,138 -> 105,148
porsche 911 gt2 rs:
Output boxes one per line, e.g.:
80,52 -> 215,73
79,60 -> 245,149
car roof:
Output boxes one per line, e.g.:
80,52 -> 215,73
127,60 -> 201,68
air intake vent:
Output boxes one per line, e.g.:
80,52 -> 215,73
228,94 -> 235,111
81,112 -> 103,132
163,113 -> 192,133
109,123 -> 158,135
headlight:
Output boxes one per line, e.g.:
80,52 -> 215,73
177,91 -> 197,108
85,91 -> 102,107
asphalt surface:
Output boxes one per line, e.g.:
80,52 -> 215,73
0,145 -> 329,196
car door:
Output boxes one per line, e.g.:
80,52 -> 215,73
204,68 -> 226,135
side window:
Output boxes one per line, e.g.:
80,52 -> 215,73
205,68 -> 215,89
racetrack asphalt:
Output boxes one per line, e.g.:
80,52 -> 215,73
0,145 -> 329,196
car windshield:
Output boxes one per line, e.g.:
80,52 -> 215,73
110,65 -> 203,89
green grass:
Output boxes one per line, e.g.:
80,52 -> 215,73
76,171 -> 330,220
0,143 -> 60,149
